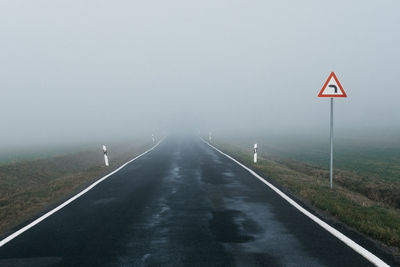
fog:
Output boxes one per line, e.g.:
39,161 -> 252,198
1,0 -> 399,147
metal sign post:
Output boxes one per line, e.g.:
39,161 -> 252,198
330,98 -> 334,189
318,72 -> 347,189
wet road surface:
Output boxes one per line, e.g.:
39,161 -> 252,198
0,136 -> 383,266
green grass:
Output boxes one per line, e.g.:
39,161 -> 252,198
216,141 -> 400,249
257,136 -> 400,182
0,144 -> 95,165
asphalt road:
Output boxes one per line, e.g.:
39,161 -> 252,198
0,136 -> 385,266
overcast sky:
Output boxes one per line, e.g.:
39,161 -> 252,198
0,0 -> 399,146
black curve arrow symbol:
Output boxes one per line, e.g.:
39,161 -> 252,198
329,85 -> 338,93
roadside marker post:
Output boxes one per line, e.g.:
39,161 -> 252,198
253,144 -> 258,163
102,145 -> 109,167
318,72 -> 347,189
152,133 -> 155,143
209,132 -> 212,143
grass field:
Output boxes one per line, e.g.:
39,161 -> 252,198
260,135 -> 400,182
0,145 -> 90,165
0,140 -> 151,237
214,135 -> 400,253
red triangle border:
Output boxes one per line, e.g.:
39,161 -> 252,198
318,72 -> 347,98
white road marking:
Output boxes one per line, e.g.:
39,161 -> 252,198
0,138 -> 164,248
201,138 -> 390,267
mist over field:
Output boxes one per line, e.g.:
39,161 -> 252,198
1,0 -> 399,147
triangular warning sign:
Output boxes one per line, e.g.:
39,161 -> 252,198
318,72 -> 347,98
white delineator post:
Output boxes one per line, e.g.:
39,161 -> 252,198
152,133 -> 155,143
253,143 -> 258,163
209,132 -> 212,142
102,145 -> 109,167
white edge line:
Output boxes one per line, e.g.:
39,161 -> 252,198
0,137 -> 165,248
201,138 -> 390,267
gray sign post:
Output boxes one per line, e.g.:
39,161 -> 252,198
330,98 -> 334,188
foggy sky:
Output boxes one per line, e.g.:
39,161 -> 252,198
1,0 -> 399,146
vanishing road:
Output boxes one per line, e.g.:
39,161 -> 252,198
0,136 -> 390,266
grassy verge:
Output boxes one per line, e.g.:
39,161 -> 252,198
0,141 -> 151,237
215,142 -> 400,252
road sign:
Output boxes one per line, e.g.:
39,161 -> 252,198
318,72 -> 347,189
318,71 -> 347,189
318,72 -> 347,98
